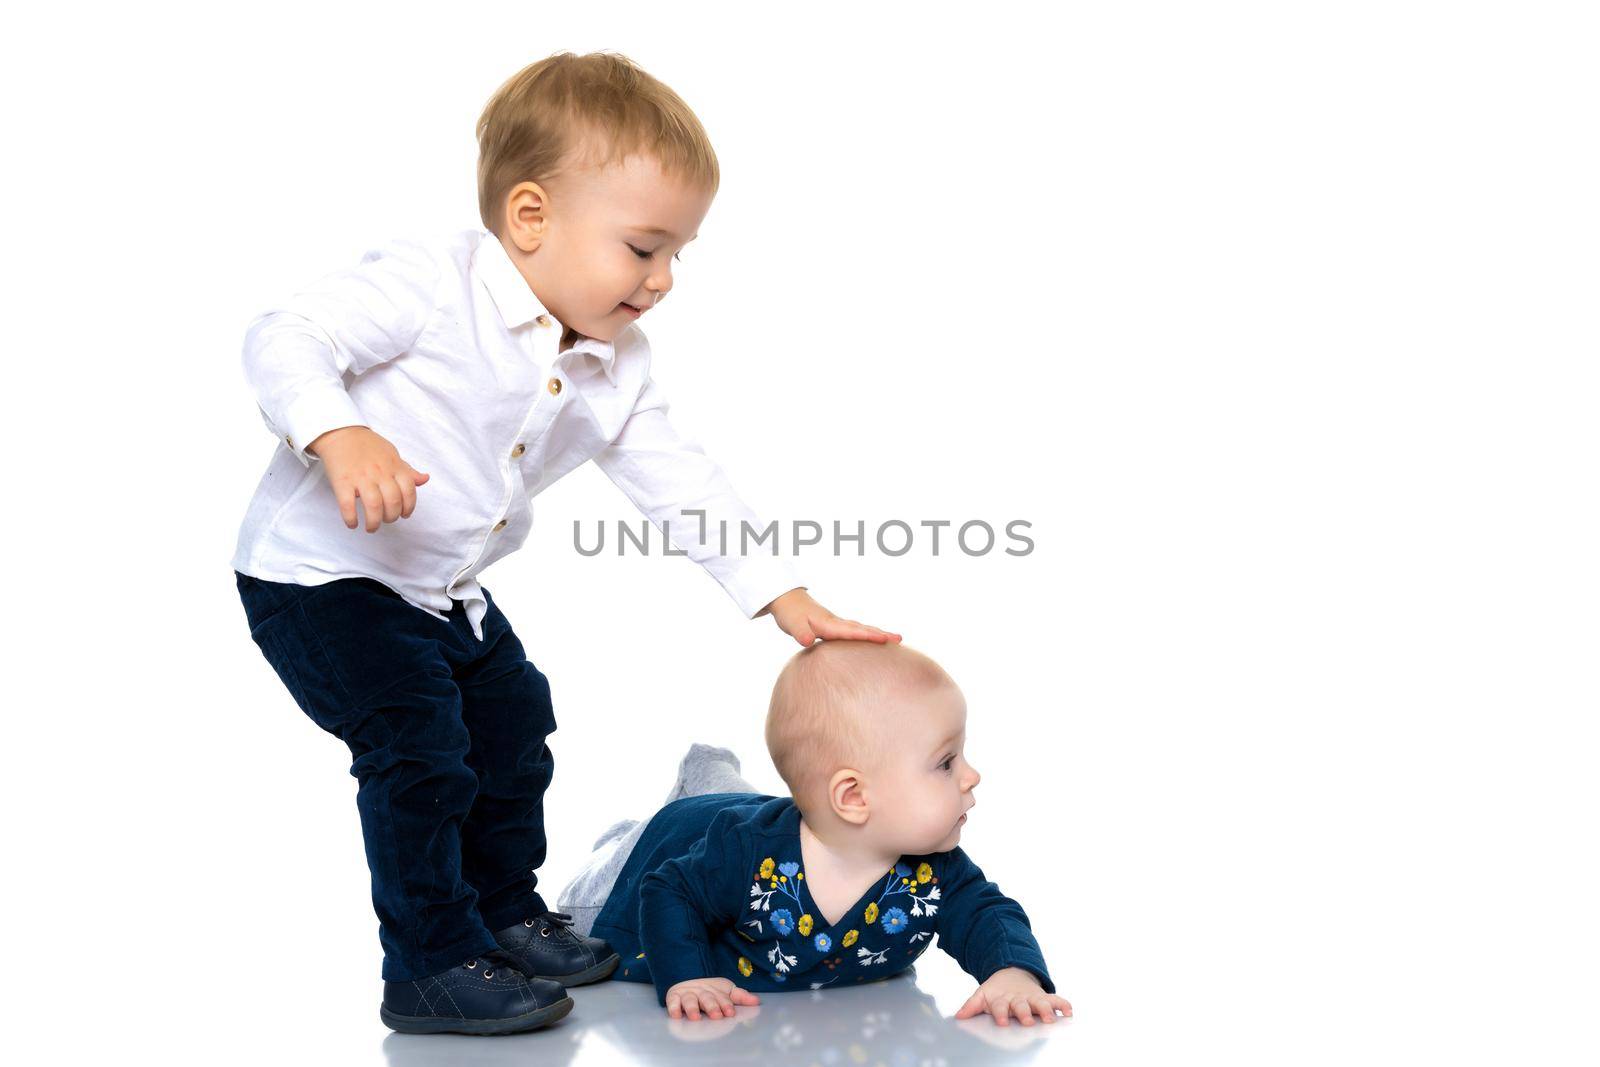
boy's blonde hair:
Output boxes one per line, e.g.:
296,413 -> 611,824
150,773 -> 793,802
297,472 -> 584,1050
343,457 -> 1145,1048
766,641 -> 956,817
476,51 -> 720,236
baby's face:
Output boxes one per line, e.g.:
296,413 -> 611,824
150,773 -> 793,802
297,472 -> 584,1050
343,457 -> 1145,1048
864,682 -> 981,856
502,150 -> 709,349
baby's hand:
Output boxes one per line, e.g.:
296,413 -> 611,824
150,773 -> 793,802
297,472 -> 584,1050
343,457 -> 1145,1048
664,977 -> 760,1020
954,967 -> 1072,1026
306,425 -> 430,533
760,589 -> 903,648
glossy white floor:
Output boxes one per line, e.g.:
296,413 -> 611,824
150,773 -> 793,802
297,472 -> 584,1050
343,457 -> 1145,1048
117,944 -> 1074,1065
378,961 -> 1070,1067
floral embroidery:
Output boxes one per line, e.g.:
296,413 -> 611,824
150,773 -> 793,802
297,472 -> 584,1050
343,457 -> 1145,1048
767,943 -> 797,974
740,850 -> 940,985
750,856 -> 808,916
874,860 -> 938,916
910,884 -> 941,918
846,859 -> 943,968
857,945 -> 890,966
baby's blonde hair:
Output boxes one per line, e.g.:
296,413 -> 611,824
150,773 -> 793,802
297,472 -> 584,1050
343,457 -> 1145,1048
766,641 -> 956,818
476,51 -> 720,236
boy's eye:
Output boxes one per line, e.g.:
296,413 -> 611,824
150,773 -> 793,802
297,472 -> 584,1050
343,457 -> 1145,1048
629,245 -> 682,262
939,756 -> 956,773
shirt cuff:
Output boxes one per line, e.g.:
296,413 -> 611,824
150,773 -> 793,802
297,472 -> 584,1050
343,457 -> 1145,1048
716,551 -> 806,619
975,928 -> 1055,994
277,384 -> 367,468
993,958 -> 1056,995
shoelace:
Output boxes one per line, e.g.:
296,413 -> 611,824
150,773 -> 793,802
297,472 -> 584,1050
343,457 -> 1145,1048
525,910 -> 578,938
464,949 -> 530,980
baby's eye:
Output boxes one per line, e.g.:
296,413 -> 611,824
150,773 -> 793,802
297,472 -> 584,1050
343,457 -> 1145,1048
939,756 -> 956,773
628,245 -> 683,262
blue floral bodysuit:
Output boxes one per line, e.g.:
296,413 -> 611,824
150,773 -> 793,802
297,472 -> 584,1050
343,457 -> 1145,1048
588,793 -> 1055,1004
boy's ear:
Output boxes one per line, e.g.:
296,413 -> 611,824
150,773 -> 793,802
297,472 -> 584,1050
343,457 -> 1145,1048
828,768 -> 870,826
504,181 -> 551,252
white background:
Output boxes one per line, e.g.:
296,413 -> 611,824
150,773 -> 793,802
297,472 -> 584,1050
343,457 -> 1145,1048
2,2 -> 1595,1064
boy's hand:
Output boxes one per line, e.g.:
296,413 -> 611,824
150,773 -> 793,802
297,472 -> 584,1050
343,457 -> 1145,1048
760,588 -> 903,648
954,967 -> 1073,1026
664,977 -> 761,1020
306,425 -> 430,533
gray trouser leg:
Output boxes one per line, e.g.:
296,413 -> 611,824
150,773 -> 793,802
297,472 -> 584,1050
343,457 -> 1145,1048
556,742 -> 761,936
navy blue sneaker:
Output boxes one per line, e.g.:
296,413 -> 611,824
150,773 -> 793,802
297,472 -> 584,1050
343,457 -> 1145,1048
491,911 -> 620,986
380,951 -> 573,1035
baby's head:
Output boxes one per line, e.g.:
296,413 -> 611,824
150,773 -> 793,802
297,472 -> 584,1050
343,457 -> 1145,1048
476,51 -> 715,349
766,640 -> 981,856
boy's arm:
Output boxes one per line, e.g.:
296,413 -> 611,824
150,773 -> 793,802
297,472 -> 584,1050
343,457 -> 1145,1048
592,375 -> 806,619
637,813 -> 749,1006
242,238 -> 442,468
933,847 -> 1056,993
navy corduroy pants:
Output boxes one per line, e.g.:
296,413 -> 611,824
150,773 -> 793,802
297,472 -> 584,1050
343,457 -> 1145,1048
234,570 -> 556,981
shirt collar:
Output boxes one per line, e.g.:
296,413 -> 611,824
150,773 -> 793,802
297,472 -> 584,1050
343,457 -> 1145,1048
473,230 -> 619,386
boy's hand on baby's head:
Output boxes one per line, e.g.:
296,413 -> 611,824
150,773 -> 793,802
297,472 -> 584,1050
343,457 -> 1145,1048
955,967 -> 1072,1027
761,588 -> 903,648
664,977 -> 760,1020
306,426 -> 430,533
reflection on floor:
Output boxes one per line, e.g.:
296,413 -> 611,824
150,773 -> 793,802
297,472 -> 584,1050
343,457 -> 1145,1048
380,964 -> 1071,1067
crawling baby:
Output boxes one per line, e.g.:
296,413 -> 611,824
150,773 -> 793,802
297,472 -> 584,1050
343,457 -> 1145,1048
557,640 -> 1072,1025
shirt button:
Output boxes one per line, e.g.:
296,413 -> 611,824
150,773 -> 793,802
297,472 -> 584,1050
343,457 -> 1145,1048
536,314 -> 551,328
547,378 -> 563,396
493,519 -> 508,532
511,443 -> 526,458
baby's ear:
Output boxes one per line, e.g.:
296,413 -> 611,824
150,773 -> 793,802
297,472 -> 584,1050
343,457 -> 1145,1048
828,769 -> 870,825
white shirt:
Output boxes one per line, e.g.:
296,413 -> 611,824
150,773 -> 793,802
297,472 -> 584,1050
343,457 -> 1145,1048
231,227 -> 803,641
